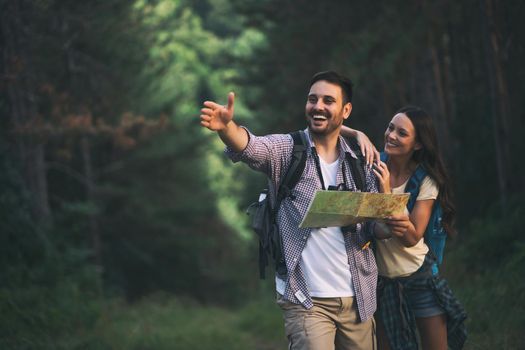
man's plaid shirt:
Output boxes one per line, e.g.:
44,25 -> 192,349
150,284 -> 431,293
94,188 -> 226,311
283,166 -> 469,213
226,128 -> 379,322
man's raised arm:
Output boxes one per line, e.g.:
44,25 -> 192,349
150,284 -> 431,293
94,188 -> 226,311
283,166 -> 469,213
200,92 -> 248,152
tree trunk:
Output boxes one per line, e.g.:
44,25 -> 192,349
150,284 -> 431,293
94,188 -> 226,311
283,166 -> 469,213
59,7 -> 104,277
81,136 -> 103,270
1,0 -> 52,223
429,42 -> 453,157
480,0 -> 511,212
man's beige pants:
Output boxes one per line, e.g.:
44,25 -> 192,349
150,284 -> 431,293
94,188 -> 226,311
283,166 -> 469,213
277,293 -> 376,350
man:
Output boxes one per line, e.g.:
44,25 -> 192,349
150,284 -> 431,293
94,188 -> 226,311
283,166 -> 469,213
200,71 -> 380,349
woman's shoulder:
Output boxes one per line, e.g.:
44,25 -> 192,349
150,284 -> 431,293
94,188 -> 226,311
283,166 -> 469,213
417,175 -> 438,200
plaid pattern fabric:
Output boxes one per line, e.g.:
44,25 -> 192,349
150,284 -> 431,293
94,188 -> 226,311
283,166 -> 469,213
377,255 -> 467,350
226,128 -> 379,322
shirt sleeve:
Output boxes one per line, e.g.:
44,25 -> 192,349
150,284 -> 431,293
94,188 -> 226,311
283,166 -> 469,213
224,126 -> 293,180
417,176 -> 439,201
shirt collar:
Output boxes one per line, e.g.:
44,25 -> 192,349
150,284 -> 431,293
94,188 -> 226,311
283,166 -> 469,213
304,128 -> 358,160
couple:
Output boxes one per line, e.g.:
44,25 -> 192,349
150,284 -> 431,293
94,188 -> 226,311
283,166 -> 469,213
199,71 -> 466,350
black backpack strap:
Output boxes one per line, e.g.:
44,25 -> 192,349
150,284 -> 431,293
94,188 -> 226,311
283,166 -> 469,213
267,130 -> 308,279
275,130 -> 308,205
344,137 -> 366,191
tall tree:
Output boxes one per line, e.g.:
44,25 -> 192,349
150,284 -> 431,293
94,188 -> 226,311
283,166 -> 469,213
480,0 -> 512,211
1,0 -> 51,223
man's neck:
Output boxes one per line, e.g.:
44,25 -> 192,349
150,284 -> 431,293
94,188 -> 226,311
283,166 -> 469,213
310,130 -> 340,163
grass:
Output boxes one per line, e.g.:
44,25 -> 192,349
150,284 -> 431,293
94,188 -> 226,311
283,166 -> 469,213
92,293 -> 286,350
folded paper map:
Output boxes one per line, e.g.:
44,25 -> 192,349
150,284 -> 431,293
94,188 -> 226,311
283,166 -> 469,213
299,191 -> 410,228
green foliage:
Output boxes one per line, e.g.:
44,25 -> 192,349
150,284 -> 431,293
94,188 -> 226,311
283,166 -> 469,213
0,152 -> 47,275
0,143 -> 104,349
134,1 -> 219,117
443,201 -> 525,349
0,269 -> 103,350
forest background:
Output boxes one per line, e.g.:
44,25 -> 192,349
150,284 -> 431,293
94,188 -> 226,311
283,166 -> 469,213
1,0 -> 524,349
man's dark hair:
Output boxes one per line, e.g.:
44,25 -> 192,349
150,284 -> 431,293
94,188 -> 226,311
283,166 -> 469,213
309,71 -> 353,104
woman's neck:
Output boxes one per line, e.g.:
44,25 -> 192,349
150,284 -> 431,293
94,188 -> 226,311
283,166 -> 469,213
387,155 -> 418,188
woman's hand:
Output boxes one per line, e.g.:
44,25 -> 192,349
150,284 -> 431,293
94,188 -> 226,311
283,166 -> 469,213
372,160 -> 391,193
385,214 -> 411,237
339,126 -> 380,166
384,213 -> 419,246
354,130 -> 380,166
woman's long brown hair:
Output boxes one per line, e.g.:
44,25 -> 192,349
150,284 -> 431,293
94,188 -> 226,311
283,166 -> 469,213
397,106 -> 457,237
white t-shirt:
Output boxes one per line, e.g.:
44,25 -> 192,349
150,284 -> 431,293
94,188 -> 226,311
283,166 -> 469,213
375,176 -> 438,278
299,157 -> 355,297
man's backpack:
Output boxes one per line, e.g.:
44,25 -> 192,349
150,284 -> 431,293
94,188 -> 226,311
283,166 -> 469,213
246,131 -> 367,279
380,153 -> 447,275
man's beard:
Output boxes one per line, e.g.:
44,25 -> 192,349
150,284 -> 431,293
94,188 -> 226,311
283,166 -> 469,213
306,111 -> 342,135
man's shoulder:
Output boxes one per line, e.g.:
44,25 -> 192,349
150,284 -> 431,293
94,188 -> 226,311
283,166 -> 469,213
336,135 -> 360,159
264,132 -> 294,143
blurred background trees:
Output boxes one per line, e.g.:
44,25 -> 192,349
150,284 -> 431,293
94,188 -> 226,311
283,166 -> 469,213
1,0 -> 524,348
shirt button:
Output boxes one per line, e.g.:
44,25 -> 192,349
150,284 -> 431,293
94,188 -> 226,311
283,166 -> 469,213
293,258 -> 298,262
302,235 -> 307,240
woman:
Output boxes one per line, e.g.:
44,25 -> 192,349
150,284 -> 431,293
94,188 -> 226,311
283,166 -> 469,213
343,106 -> 466,350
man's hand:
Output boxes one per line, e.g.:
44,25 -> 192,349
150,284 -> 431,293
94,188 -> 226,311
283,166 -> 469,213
199,92 -> 248,152
200,92 -> 235,131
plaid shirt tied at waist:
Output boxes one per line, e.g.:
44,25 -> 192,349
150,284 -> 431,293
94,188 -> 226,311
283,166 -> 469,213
225,127 -> 379,322
377,254 -> 468,350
